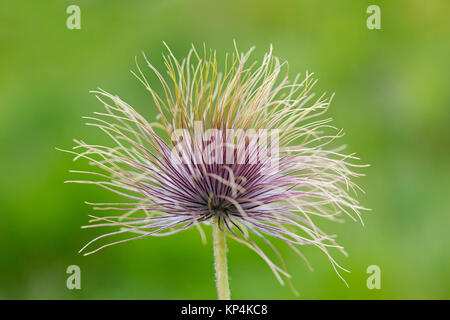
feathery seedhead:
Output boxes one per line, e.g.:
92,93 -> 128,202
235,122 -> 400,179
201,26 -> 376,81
61,43 -> 368,288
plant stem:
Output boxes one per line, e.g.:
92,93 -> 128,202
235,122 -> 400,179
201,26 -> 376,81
213,216 -> 231,300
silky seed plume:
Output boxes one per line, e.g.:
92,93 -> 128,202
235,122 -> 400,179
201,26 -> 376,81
60,42 -> 368,298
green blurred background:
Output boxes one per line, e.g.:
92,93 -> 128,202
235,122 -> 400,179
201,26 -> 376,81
1,0 -> 449,299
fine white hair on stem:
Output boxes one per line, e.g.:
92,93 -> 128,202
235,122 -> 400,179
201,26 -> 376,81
60,42 -> 369,291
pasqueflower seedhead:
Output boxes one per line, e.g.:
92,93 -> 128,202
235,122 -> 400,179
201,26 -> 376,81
61,43 -> 368,297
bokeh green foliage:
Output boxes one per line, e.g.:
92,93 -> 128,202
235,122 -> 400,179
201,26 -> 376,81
0,0 -> 449,299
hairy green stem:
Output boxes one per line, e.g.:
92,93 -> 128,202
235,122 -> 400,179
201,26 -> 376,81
213,216 -> 231,300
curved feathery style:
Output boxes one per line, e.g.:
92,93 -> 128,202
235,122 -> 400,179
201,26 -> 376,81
61,43 -> 368,291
